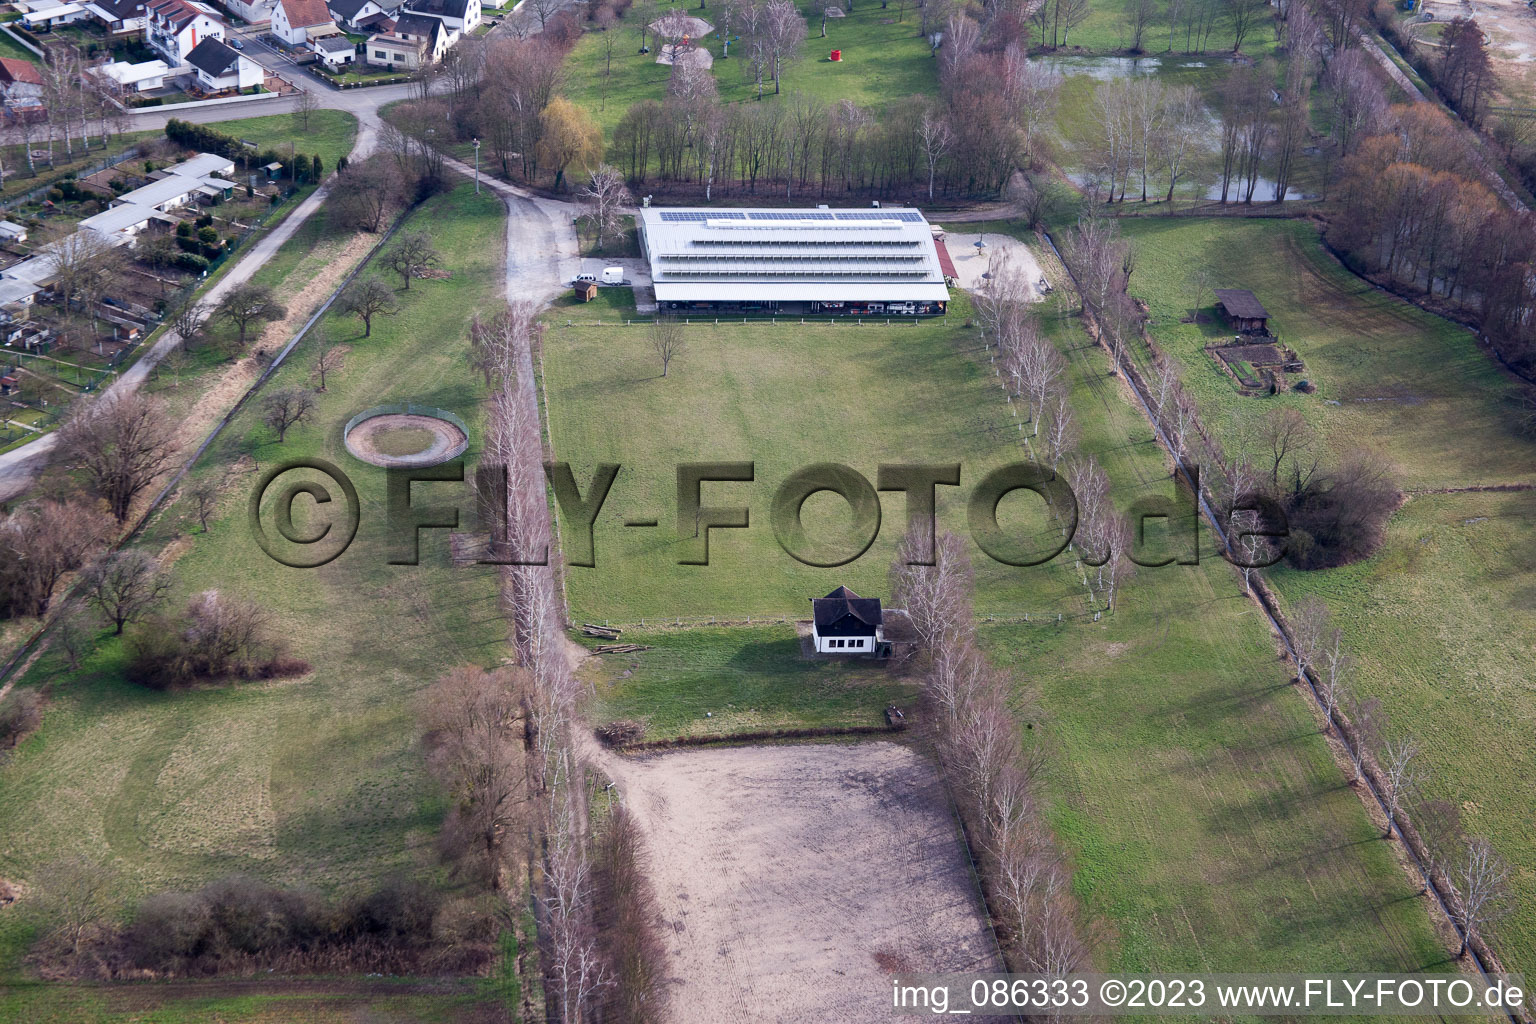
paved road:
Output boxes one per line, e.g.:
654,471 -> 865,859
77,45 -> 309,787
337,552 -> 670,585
0,177 -> 342,500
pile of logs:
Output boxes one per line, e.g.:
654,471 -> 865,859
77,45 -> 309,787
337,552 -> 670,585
581,623 -> 622,639
592,643 -> 652,654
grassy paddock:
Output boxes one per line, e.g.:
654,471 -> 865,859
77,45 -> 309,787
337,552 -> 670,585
563,2 -> 938,143
1120,217 -> 1530,490
1104,214 -> 1536,976
966,219 -> 1454,979
580,626 -> 919,739
0,185 -> 507,986
539,292 -> 1093,622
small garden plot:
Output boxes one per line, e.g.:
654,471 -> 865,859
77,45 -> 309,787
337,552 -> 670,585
603,741 -> 1000,1023
1209,341 -> 1302,394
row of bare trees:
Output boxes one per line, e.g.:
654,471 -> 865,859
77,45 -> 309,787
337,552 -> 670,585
892,532 -> 1087,973
1285,597 -> 1511,960
465,302 -> 637,1022
0,44 -> 133,183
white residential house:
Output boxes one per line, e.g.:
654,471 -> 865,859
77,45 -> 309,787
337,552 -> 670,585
401,0 -> 476,32
184,37 -> 263,91
326,0 -> 397,32
271,0 -> 339,45
19,0 -> 92,29
87,58 -> 171,93
83,0 -> 147,35
365,11 -> 448,68
143,0 -> 226,66
311,34 -> 356,66
219,0 -> 275,23
809,586 -> 885,655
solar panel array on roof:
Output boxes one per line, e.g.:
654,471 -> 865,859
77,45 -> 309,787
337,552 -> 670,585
660,210 -> 746,221
832,211 -> 924,222
749,211 -> 835,220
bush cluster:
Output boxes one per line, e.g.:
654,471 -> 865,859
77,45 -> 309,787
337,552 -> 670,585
125,590 -> 308,689
119,875 -> 501,976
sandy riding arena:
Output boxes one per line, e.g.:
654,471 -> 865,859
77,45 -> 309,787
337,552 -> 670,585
344,413 -> 467,468
605,741 -> 1003,1023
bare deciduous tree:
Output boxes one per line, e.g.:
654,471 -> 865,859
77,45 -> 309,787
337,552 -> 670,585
649,317 -> 685,377
1379,734 -> 1419,837
215,283 -> 287,350
79,549 -> 173,635
384,231 -> 441,291
31,855 -> 119,960
423,664 -> 529,889
338,277 -> 399,338
0,500 -> 113,618
261,388 -> 317,443
56,391 -> 180,522
186,478 -> 219,533
578,164 -> 631,251
1452,836 -> 1511,957
311,345 -> 345,392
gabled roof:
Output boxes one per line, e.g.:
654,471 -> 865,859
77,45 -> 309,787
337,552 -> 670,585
1214,288 -> 1269,320
147,0 -> 213,29
86,0 -> 146,19
356,11 -> 392,28
405,0 -> 469,19
0,58 -> 44,86
391,11 -> 441,37
811,586 -> 883,629
185,36 -> 241,76
278,0 -> 332,27
327,0 -> 378,19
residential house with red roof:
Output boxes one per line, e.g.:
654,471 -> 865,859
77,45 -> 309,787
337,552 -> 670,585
272,0 -> 340,45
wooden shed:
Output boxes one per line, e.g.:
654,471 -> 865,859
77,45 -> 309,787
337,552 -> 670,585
574,280 -> 598,302
1214,289 -> 1270,333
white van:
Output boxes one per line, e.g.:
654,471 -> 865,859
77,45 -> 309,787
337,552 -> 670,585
575,272 -> 597,285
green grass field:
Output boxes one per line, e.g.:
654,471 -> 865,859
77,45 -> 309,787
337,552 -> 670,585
564,2 -> 938,142
206,109 -> 357,179
0,185 -> 507,997
1267,489 -> 1536,976
551,215 -> 1456,984
968,222 -> 1457,982
1121,217 -> 1530,491
580,626 -> 919,739
0,978 -> 509,1023
540,292 -> 1091,623
1105,214 -> 1536,977
1054,0 -> 1280,57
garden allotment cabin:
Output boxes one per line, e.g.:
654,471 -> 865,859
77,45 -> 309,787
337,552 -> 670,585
811,586 -> 886,655
637,207 -> 950,316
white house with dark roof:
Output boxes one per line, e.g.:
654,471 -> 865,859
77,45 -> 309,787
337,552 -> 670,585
311,33 -> 355,64
810,586 -> 885,655
82,0 -> 146,34
185,36 -> 263,91
401,0 -> 476,31
326,0 -> 397,30
365,10 -> 448,67
637,207 -> 950,316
